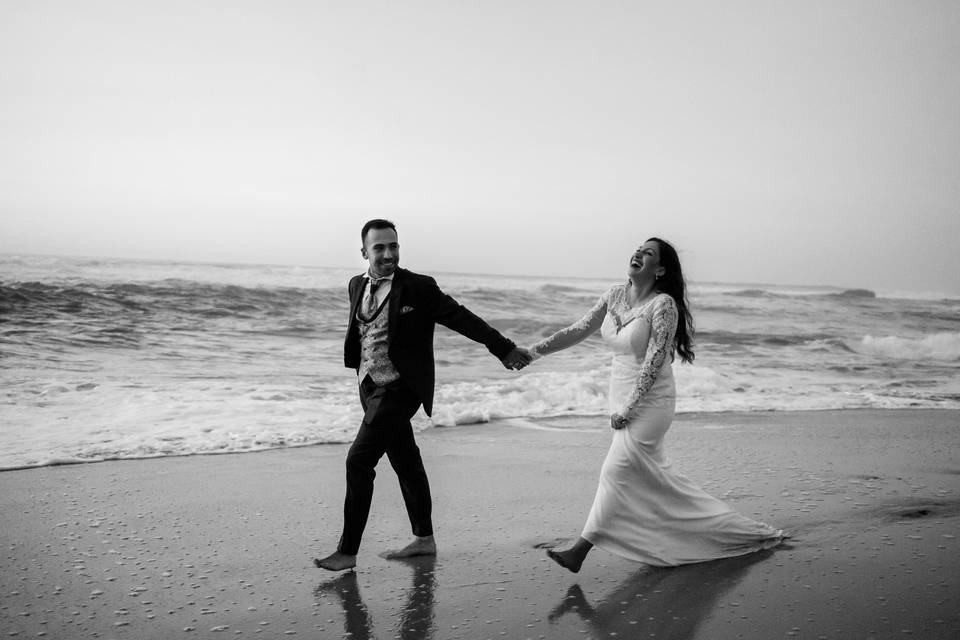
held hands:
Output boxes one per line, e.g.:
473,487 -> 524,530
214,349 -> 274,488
501,346 -> 534,370
610,413 -> 629,430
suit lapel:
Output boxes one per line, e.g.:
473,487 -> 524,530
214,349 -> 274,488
348,276 -> 365,330
387,268 -> 404,340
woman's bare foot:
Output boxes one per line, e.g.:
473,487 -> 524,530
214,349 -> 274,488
314,551 -> 357,571
547,537 -> 592,573
381,535 -> 436,560
547,548 -> 583,573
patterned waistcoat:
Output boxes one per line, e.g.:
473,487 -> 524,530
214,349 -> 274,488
357,299 -> 400,385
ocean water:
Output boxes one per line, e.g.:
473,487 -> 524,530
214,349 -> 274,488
2,254 -> 959,470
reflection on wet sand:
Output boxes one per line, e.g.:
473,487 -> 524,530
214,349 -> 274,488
314,571 -> 373,640
549,551 -> 773,640
314,556 -> 437,640
397,556 -> 438,640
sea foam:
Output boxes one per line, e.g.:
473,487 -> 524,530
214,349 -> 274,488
856,332 -> 960,361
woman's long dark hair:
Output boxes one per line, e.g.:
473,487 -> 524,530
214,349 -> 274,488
648,237 -> 695,363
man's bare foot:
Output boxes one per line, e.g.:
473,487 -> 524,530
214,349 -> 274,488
314,551 -> 357,571
380,535 -> 437,560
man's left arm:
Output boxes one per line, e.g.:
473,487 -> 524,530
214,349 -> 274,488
421,277 -> 529,367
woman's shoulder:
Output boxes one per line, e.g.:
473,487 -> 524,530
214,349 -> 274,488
653,292 -> 677,310
602,283 -> 628,301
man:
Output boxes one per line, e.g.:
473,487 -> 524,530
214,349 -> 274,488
315,219 -> 531,571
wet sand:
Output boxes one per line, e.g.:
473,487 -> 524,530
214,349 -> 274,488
1,409 -> 958,639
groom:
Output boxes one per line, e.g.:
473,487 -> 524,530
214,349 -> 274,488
315,219 -> 531,571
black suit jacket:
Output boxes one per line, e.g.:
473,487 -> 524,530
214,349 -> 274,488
344,267 -> 516,416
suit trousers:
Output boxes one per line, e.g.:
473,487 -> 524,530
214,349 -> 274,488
338,375 -> 434,555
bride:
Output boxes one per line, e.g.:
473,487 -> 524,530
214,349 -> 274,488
529,237 -> 784,573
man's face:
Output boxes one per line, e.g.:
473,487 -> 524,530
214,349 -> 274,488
361,227 -> 399,278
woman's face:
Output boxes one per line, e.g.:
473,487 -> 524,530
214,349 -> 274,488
628,240 -> 664,281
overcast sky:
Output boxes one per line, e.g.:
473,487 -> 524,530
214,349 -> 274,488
2,1 -> 958,294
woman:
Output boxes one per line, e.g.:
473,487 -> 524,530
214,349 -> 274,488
530,237 -> 784,573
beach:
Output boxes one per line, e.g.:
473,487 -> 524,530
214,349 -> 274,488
2,408 -> 957,639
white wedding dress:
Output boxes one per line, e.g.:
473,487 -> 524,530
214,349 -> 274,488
533,285 -> 784,566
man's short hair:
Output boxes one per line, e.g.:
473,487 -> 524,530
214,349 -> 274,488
361,219 -> 397,244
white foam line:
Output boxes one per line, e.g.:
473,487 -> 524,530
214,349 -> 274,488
500,417 -> 598,433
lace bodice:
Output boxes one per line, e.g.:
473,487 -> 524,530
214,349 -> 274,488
531,285 -> 678,416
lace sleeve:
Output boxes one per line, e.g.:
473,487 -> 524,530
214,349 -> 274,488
528,289 -> 611,358
619,295 -> 678,415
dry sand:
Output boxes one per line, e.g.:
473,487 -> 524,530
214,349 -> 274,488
1,409 -> 958,639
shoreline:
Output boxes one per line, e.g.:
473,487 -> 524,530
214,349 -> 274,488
2,408 -> 958,638
3,407 -> 957,474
